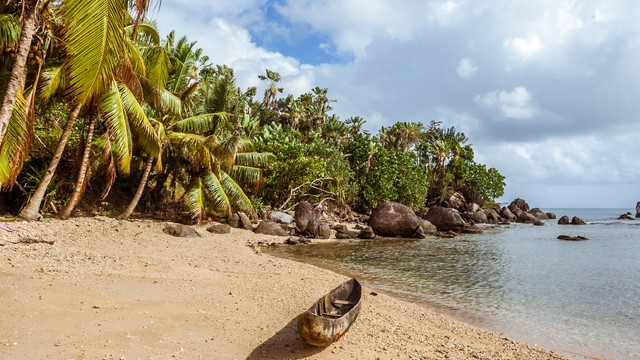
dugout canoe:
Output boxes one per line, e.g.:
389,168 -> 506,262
297,278 -> 362,347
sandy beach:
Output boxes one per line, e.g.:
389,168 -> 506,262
0,216 -> 568,359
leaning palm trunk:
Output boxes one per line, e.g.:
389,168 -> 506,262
18,104 -> 82,221
60,113 -> 97,219
118,155 -> 155,220
0,0 -> 41,145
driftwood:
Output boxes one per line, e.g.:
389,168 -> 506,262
278,177 -> 339,212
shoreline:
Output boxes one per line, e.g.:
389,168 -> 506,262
1,216 -> 568,359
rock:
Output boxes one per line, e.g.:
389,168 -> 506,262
461,225 -> 483,234
436,230 -> 458,238
517,211 -> 539,224
335,229 -> 357,239
528,208 -> 549,220
268,211 -> 294,224
284,237 -> 300,245
508,198 -> 530,213
466,210 -> 488,224
557,215 -> 570,224
500,207 -> 517,222
368,201 -> 425,238
557,235 -> 588,241
299,238 -> 312,244
484,208 -> 502,223
445,192 -> 466,210
571,216 -> 586,225
358,226 -> 376,239
533,220 -> 544,226
618,213 -> 634,220
463,203 -> 481,213
228,213 -> 240,228
546,212 -> 557,219
317,223 -> 332,239
419,220 -> 437,235
206,223 -> 231,234
163,223 -> 200,238
332,224 -> 348,232
294,201 -> 316,233
237,212 -> 253,230
636,201 -> 640,218
253,220 -> 290,236
423,206 -> 466,231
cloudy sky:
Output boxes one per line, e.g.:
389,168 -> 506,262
152,0 -> 640,208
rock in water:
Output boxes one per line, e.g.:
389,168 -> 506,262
422,206 -> 466,231
636,201 -> 640,218
368,201 -> 425,238
294,201 -> 316,233
163,223 -> 200,238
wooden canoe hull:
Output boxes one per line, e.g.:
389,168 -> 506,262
297,278 -> 362,347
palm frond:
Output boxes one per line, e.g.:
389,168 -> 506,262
125,22 -> 160,45
118,82 -> 160,156
100,129 -> 117,199
184,176 -> 206,224
158,87 -> 181,116
124,37 -> 147,79
38,65 -> 67,102
234,152 -> 275,168
168,131 -> 212,169
62,0 -> 127,106
172,112 -> 226,133
101,81 -> 133,174
202,171 -> 231,216
230,165 -> 262,187
0,14 -> 20,49
0,90 -> 31,189
220,171 -> 254,216
143,46 -> 169,88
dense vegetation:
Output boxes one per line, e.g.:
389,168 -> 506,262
0,1 -> 505,222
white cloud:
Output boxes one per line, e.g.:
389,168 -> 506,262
504,34 -> 544,60
456,58 -> 478,80
474,87 -> 537,120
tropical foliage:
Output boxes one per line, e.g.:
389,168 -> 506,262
0,3 -> 505,221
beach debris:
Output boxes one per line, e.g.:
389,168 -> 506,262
0,223 -> 18,232
557,235 -> 588,241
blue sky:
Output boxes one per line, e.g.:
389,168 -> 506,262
153,0 -> 640,209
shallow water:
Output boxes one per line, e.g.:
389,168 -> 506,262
267,208 -> 640,360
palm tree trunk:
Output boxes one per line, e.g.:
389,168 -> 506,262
18,103 -> 81,221
118,155 -> 155,220
0,0 -> 40,145
60,113 -> 97,219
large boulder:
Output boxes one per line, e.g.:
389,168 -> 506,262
163,223 -> 200,238
571,216 -> 586,225
558,215 -> 570,225
269,211 -> 294,224
508,198 -> 530,213
420,220 -> 437,235
422,206 -> 466,231
518,211 -> 539,223
636,201 -> 640,218
358,226 -> 376,239
253,220 -> 290,236
368,201 -> 425,238
546,212 -> 557,219
500,207 -> 517,222
528,208 -> 550,220
294,201 -> 316,233
466,210 -> 488,224
484,208 -> 502,223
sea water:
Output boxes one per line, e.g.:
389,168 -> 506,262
267,208 -> 640,359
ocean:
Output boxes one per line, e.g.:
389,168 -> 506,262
266,208 -> 640,360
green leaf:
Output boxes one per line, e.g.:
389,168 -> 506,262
0,89 -> 31,189
172,112 -> 226,133
62,0 -> 127,106
101,81 -> 132,174
202,171 -> 231,216
118,82 -> 160,156
184,177 -> 206,223
221,171 -> 254,216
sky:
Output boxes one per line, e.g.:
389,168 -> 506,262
152,0 -> 640,209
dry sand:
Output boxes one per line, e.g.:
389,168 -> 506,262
0,216 -> 569,359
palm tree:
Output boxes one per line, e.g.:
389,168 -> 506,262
18,0 -> 157,220
0,0 -> 49,146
